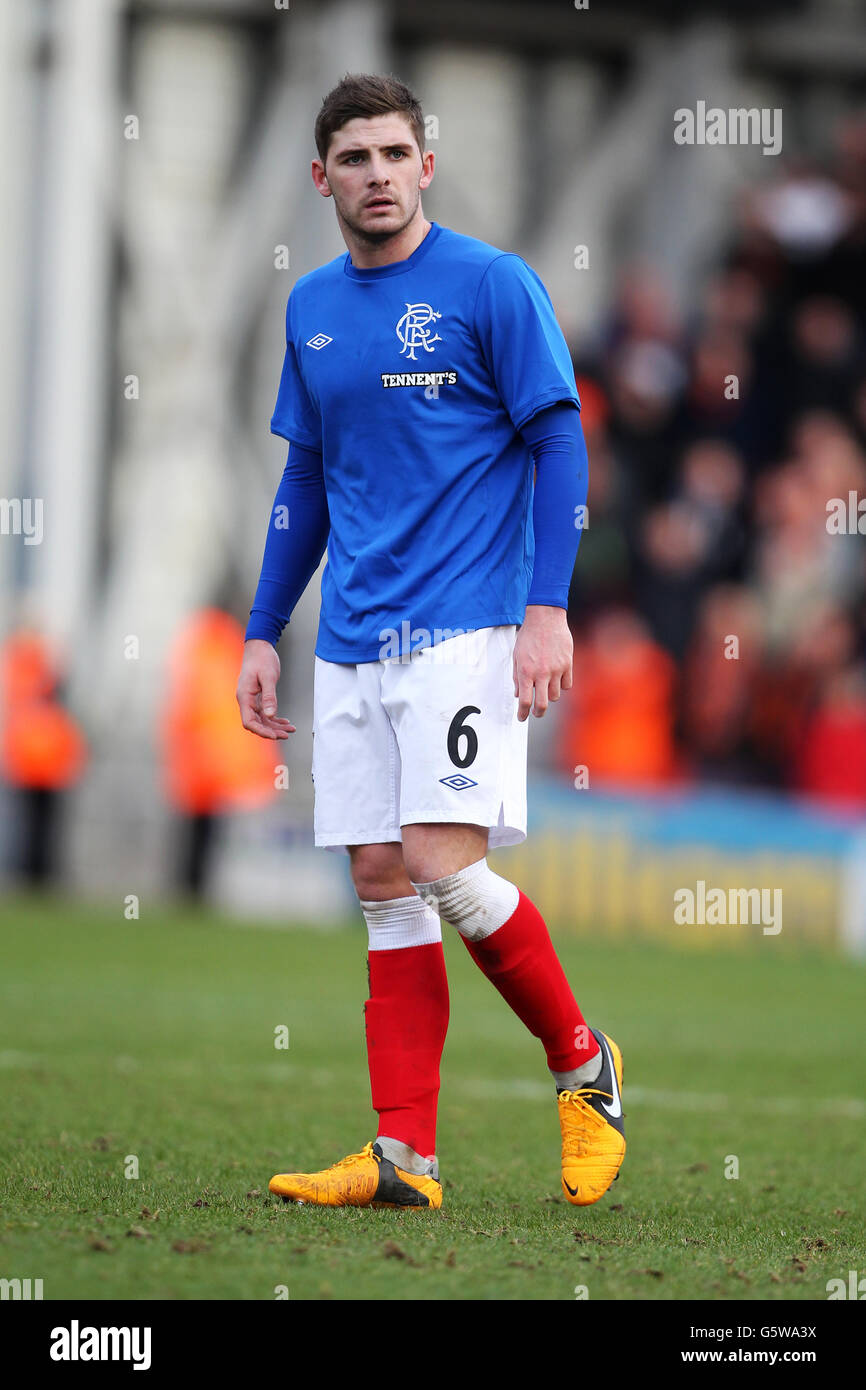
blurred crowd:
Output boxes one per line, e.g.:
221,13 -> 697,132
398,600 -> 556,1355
559,115 -> 866,810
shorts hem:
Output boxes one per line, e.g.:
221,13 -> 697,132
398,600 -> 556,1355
315,826 -> 403,855
314,819 -> 527,853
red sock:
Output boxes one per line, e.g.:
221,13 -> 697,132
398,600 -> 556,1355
364,942 -> 449,1158
461,890 -> 598,1072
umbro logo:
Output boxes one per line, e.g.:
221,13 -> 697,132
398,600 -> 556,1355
306,334 -> 332,350
439,774 -> 477,791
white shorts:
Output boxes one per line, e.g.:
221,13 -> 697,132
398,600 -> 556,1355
311,625 -> 528,853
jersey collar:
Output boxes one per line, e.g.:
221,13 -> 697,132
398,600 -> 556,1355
343,220 -> 441,281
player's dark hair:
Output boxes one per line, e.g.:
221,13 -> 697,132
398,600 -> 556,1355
315,73 -> 425,164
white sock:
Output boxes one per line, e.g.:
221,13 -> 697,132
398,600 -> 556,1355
552,1049 -> 602,1091
375,1136 -> 438,1178
411,857 -> 519,943
360,893 -> 442,951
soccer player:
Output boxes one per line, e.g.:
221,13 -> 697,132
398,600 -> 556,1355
237,73 -> 624,1210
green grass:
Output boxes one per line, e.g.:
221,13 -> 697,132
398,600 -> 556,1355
1,892 -> 864,1301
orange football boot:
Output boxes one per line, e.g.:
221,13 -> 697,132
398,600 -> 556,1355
558,1028 -> 626,1206
269,1141 -> 442,1209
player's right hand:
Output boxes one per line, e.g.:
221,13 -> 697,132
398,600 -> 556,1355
236,639 -> 296,740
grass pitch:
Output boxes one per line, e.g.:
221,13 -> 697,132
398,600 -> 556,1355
1,892 -> 864,1301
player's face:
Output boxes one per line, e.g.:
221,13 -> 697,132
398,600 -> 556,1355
315,114 -> 433,244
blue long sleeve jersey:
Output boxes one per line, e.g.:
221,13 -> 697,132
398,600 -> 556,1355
245,399 -> 588,650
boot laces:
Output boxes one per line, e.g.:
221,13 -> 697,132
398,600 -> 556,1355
559,1084 -> 612,1107
330,1141 -> 376,1170
558,1085 -> 614,1157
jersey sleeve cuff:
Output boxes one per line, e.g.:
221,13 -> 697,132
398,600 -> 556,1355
511,389 -> 580,434
270,418 -> 321,450
244,612 -> 285,646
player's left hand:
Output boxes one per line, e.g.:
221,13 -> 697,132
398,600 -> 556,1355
513,605 -> 573,721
